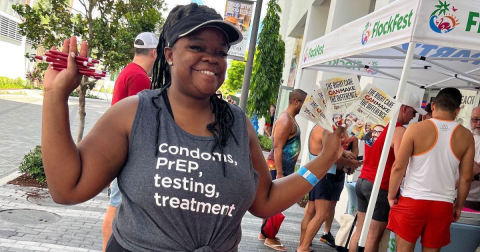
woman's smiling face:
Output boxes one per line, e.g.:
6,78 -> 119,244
165,27 -> 229,98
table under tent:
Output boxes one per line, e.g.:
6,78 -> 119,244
295,0 -> 480,251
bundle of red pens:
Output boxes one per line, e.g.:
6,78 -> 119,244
33,50 -> 107,80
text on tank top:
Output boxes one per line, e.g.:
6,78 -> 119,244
402,119 -> 460,203
112,90 -> 259,252
360,122 -> 403,191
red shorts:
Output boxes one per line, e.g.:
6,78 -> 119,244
387,196 -> 454,248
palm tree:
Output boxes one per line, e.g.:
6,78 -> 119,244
432,0 -> 450,17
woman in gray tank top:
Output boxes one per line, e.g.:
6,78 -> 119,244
40,4 -> 347,252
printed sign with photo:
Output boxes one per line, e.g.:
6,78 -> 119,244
224,0 -> 253,59
299,105 -> 324,126
319,75 -> 362,131
343,83 -> 401,146
304,93 -> 331,130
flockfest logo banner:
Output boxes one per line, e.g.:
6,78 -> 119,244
343,84 -> 401,146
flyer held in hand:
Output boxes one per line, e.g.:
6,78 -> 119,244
343,83 -> 401,145
300,75 -> 401,145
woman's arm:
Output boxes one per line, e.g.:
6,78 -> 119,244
248,120 -> 344,218
42,37 -> 136,204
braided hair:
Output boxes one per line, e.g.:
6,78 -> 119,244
150,3 -> 238,176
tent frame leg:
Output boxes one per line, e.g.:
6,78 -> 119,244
356,41 -> 417,248
393,46 -> 480,85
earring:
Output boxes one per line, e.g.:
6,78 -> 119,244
168,62 -> 173,66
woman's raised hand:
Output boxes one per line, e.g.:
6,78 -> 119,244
321,126 -> 346,160
43,36 -> 88,97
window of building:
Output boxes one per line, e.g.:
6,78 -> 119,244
0,0 -> 28,19
0,15 -> 23,42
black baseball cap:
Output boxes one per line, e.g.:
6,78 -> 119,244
165,12 -> 243,48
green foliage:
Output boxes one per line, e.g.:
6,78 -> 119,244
13,0 -> 166,142
70,90 -> 99,99
13,0 -> 76,51
19,146 -> 46,184
221,50 -> 258,95
13,0 -> 166,74
257,134 -> 272,151
26,65 -> 46,87
89,0 -> 166,73
222,60 -> 245,95
0,91 -> 27,95
247,0 -> 285,119
0,77 -> 40,89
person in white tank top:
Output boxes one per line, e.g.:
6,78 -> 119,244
387,88 -> 475,252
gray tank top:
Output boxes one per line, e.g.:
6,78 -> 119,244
112,90 -> 259,252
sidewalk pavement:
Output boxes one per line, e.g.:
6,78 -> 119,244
0,92 -> 337,252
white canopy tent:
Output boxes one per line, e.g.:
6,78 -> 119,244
295,0 -> 480,249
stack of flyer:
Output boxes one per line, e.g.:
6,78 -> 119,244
300,75 -> 402,146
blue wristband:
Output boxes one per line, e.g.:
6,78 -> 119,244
297,166 -> 319,186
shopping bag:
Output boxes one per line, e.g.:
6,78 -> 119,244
335,214 -> 357,252
261,212 -> 285,239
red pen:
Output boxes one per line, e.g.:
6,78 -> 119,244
43,53 -> 95,67
47,50 -> 100,63
51,67 -> 105,78
36,55 -> 95,67
49,62 -> 106,74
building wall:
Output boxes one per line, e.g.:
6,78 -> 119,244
0,37 -> 36,80
0,2 -> 35,80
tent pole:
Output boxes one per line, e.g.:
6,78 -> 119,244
427,67 -> 480,87
341,58 -> 423,87
425,66 -> 480,88
356,41 -> 417,251
393,46 -> 480,84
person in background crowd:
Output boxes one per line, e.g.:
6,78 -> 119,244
467,106 -> 480,211
349,91 -> 426,252
102,31 -> 158,251
388,88 -> 474,252
297,124 -> 361,251
40,4 -> 346,251
260,89 -> 307,251
264,104 -> 276,138
422,102 -> 432,121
